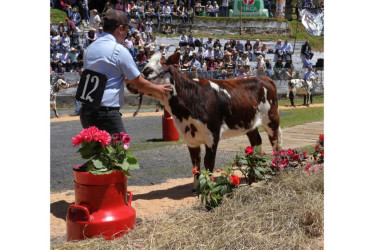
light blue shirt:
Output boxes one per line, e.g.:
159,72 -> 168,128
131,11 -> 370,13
83,32 -> 140,107
304,71 -> 315,81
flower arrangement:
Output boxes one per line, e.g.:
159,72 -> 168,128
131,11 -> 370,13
233,146 -> 273,185
72,126 -> 139,177
196,168 -> 241,209
270,148 -> 308,171
313,134 -> 324,164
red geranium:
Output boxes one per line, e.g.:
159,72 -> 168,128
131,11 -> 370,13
230,174 -> 240,186
319,134 -> 324,141
210,176 -> 215,182
292,154 -> 299,161
192,167 -> 198,175
245,146 -> 255,155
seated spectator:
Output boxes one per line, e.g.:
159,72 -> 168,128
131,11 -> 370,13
181,57 -> 191,71
223,40 -> 231,51
145,22 -> 153,42
154,2 -> 162,24
71,7 -> 81,27
235,40 -> 244,56
264,59 -> 273,77
206,56 -> 216,71
182,46 -> 192,61
179,31 -> 188,47
187,5 -> 194,23
187,33 -> 195,49
137,2 -> 146,19
144,1 -> 156,21
273,57 -> 285,79
161,2 -> 173,23
135,33 -> 145,48
196,46 -> 204,61
103,1 -> 113,14
318,1 -> 324,9
221,0 -> 229,17
129,1 -> 138,18
203,47 -> 214,60
54,62 -> 66,79
59,48 -> 69,70
215,56 -> 224,70
180,4 -> 188,24
195,0 -> 203,16
148,35 -> 158,50
257,55 -> 265,75
204,36 -> 214,50
281,40 -> 293,61
57,22 -> 66,36
284,58 -> 295,79
237,52 -> 250,67
260,43 -> 267,58
115,0 -> 124,11
136,20 -> 146,33
158,43 -> 168,54
67,47 -> 80,71
213,46 -> 223,59
189,52 -> 202,72
86,27 -> 97,45
274,39 -> 283,60
230,39 -> 237,49
232,50 -> 239,62
135,48 -> 147,69
223,51 -> 234,69
244,39 -> 252,52
70,32 -> 81,51
235,66 -> 247,77
61,31 -> 71,53
61,0 -> 72,19
253,39 -> 261,57
301,40 -> 314,59
124,35 -> 135,58
211,1 -> 219,17
96,26 -> 104,38
302,54 -> 314,68
51,47 -> 61,71
213,39 -> 222,49
304,65 -> 315,81
205,1 -> 214,16
50,30 -> 61,54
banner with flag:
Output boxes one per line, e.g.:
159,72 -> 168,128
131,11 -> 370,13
299,8 -> 324,36
230,0 -> 269,17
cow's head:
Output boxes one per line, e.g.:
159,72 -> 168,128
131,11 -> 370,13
126,52 -> 180,98
56,79 -> 68,90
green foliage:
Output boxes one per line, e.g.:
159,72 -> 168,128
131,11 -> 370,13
50,9 -> 67,25
196,168 -> 239,210
279,107 -> 323,128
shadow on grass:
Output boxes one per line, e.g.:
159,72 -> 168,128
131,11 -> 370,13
146,138 -> 164,142
132,182 -> 195,201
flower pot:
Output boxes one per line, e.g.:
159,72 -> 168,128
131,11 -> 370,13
66,166 -> 136,241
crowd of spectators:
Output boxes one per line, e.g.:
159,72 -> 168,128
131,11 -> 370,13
51,0 -> 319,81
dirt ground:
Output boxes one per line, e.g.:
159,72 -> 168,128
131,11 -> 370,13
50,103 -> 324,242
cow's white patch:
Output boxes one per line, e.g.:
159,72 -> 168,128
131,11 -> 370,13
220,122 -> 251,138
209,81 -> 231,99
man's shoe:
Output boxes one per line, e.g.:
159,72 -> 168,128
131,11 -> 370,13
70,113 -> 79,117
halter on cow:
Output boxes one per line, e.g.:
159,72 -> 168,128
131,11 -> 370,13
129,52 -> 283,188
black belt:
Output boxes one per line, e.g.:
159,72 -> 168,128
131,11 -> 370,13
82,104 -> 120,111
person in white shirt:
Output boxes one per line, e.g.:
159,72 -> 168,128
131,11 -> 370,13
274,39 -> 283,60
161,3 -> 173,23
95,26 -> 104,38
61,31 -> 71,51
211,1 -> 219,17
179,31 -> 188,47
145,22 -> 153,42
59,48 -> 69,70
203,47 -> 214,60
89,9 -> 101,30
205,1 -> 214,16
281,40 -> 293,61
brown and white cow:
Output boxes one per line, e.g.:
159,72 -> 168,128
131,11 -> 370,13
130,52 -> 282,187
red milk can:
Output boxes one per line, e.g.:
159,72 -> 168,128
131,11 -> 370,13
66,167 -> 136,241
162,109 -> 179,141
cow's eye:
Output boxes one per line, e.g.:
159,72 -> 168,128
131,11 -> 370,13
142,67 -> 154,78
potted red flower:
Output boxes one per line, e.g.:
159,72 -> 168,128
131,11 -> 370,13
66,126 -> 139,241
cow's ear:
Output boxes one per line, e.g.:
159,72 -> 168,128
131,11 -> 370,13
166,52 -> 181,66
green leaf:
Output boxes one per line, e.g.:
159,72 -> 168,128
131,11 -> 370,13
254,169 -> 262,179
92,159 -> 106,169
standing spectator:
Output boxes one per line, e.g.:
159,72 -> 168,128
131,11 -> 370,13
274,39 -> 283,60
79,0 -> 89,26
295,1 -> 301,20
115,0 -> 124,11
50,30 -> 61,54
301,40 -> 314,59
264,0 -> 273,18
281,40 -> 293,61
86,27 -> 98,45
65,17 -> 77,34
161,2 -> 173,23
61,31 -> 71,51
71,7 -> 81,27
273,57 -> 285,79
179,31 -> 188,47
89,9 -> 101,30
221,0 -> 229,17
